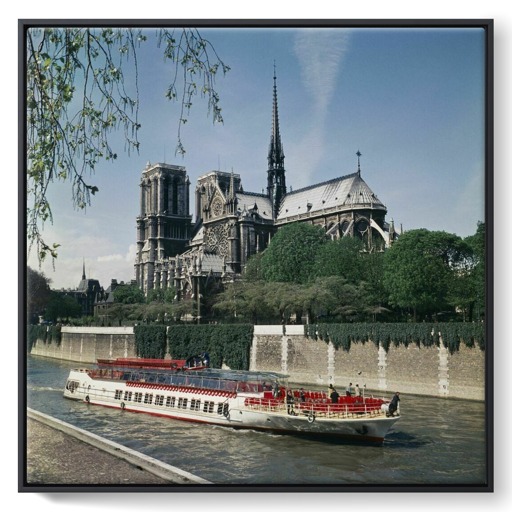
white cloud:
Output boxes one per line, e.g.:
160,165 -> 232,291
292,29 -> 350,185
293,29 -> 350,122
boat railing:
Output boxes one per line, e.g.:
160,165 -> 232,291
243,397 -> 387,419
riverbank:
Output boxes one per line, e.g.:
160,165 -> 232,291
24,409 -> 211,488
29,325 -> 486,401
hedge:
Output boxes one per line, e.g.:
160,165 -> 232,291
167,324 -> 253,370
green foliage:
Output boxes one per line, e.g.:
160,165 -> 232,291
260,223 -> 326,284
114,284 -> 145,304
305,322 -> 484,353
167,324 -> 253,370
383,229 -> 472,320
27,324 -> 62,351
244,252 -> 265,282
464,222 -> 486,321
27,324 -> 47,351
26,26 -> 228,263
146,286 -> 175,304
27,267 -> 52,323
212,276 -> 382,325
134,325 -> 167,358
45,292 -> 82,322
313,237 -> 365,283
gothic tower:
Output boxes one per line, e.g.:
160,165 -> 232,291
267,66 -> 286,218
135,162 -> 192,294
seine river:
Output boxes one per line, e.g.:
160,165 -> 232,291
26,356 -> 488,488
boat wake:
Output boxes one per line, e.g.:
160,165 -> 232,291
29,385 -> 62,392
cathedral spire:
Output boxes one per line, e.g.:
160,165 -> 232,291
268,62 -> 285,171
267,63 -> 286,218
82,258 -> 86,280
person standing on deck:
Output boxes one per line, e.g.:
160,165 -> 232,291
387,392 -> 400,416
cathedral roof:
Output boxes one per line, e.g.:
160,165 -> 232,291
236,193 -> 273,220
277,172 -> 386,221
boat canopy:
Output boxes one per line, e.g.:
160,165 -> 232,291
96,367 -> 289,393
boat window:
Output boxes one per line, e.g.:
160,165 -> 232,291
155,394 -> 164,406
166,396 -> 176,408
190,399 -> 201,411
203,401 -> 214,413
65,380 -> 79,393
178,397 -> 188,409
134,392 -> 143,403
114,390 -> 122,400
123,391 -> 132,401
144,393 -> 153,404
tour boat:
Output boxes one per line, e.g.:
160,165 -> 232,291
63,357 -> 400,443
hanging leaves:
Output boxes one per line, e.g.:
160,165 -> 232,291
305,322 -> 485,353
134,325 -> 167,359
167,324 -> 253,369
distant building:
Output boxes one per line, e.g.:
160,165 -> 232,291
94,278 -> 127,320
135,70 -> 398,300
66,262 -> 102,317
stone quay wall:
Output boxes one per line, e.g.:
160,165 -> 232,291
30,325 -> 485,401
30,326 -> 136,363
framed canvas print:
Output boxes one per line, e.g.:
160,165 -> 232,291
19,19 -> 493,493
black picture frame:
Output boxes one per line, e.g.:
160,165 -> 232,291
19,18 -> 493,494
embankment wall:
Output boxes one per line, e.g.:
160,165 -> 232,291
30,325 -> 485,401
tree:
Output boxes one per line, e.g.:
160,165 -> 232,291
113,283 -> 145,304
45,292 -> 82,322
313,236 -> 365,283
26,25 -> 229,262
146,286 -> 175,304
27,266 -> 52,323
260,223 -> 326,284
383,229 -> 471,321
464,222 -> 486,321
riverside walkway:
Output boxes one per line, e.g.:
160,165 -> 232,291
24,409 -> 211,487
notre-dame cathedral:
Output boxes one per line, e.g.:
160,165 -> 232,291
134,72 -> 397,299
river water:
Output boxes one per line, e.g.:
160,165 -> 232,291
26,356 -> 489,487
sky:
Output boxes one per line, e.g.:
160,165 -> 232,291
25,24 -> 487,291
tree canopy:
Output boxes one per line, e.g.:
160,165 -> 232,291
26,26 -> 229,263
259,223 -> 326,284
27,267 -> 52,323
383,229 -> 473,320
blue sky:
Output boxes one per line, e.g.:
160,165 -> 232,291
26,25 -> 487,290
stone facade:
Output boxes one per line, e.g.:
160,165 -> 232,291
135,73 -> 398,297
30,326 -> 485,401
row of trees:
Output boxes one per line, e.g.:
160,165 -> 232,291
214,222 -> 485,324
27,222 -> 485,326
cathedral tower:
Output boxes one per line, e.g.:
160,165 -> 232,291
135,162 -> 192,294
267,66 -> 287,218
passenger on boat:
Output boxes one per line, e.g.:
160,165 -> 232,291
272,382 -> 280,398
202,352 -> 210,367
345,383 -> 353,397
286,390 -> 296,415
387,392 -> 400,416
299,388 -> 306,402
330,388 -> 340,404
328,384 -> 336,395
355,384 -> 361,397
